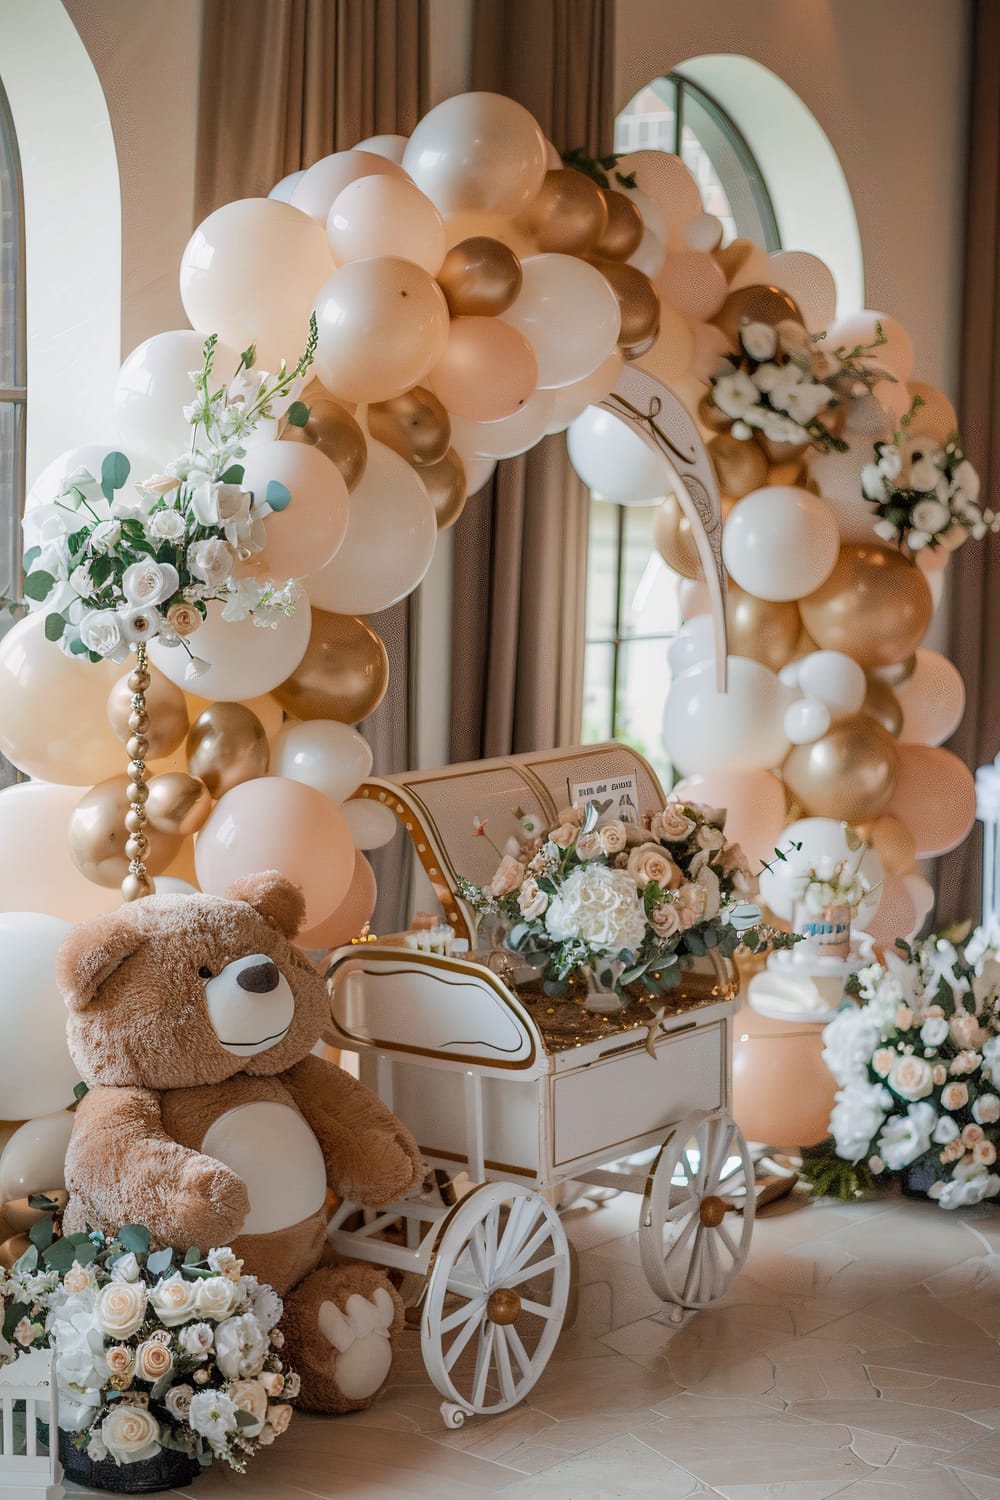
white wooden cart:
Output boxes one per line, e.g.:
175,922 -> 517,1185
326,743 -> 754,1427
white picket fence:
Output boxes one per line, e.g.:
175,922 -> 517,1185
0,1349 -> 63,1500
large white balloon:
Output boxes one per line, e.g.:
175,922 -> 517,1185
113,331 -> 238,463
502,255 -> 621,389
149,598 -> 311,700
354,134 -> 409,164
667,616 -> 715,674
663,657 -> 795,777
797,651 -> 867,715
0,914 -> 79,1118
304,440 -> 437,615
326,175 -> 446,275
759,816 -> 883,928
290,148 -> 408,223
448,390 -> 556,461
270,720 -> 374,805
0,1111 -> 75,1201
566,407 -> 673,506
341,798 -> 399,850
403,92 -> 546,216
722,487 -> 840,602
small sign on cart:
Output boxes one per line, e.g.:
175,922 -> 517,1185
570,772 -> 640,825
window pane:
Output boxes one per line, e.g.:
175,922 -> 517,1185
581,641 -> 614,746
680,86 -> 779,251
583,496 -> 619,642
613,77 -> 678,156
614,637 -> 673,786
620,505 -> 681,638
0,85 -> 22,388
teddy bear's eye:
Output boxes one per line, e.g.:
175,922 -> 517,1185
198,965 -> 213,980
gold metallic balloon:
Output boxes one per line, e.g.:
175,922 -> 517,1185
708,433 -> 769,499
783,714 -> 900,823
654,494 -> 734,580
697,392 -> 736,435
799,546 -> 933,670
281,394 -> 367,492
591,258 -> 660,350
186,704 -> 270,798
437,237 -> 523,317
0,1234 -> 30,1270
858,813 -> 917,876
145,772 -> 213,837
862,676 -> 904,737
107,666 -> 189,760
68,774 -> 183,888
367,386 -> 451,468
713,237 -> 761,284
3,1191 -> 68,1233
754,431 -> 813,465
726,583 -> 801,671
713,283 -> 803,346
767,458 -> 810,488
272,609 -> 390,724
420,448 -> 468,530
870,655 -> 918,688
523,168 -> 608,254
593,189 -> 643,260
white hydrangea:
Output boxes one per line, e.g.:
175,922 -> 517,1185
544,863 -> 646,955
830,1080 -> 892,1164
876,1101 -> 937,1170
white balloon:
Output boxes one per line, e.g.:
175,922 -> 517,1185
567,407 -> 673,505
784,696 -> 832,745
271,720 -> 374,805
464,456 -> 497,494
268,169 -> 305,203
797,651 -> 867,715
354,134 -> 409,164
304,440 -> 437,615
290,149 -> 408,223
904,871 -> 935,932
662,657 -> 794,777
667,616 -> 715,673
149,598 -> 311,700
808,445 -> 887,543
402,92 -> 546,216
766,251 -> 837,332
759,816 -> 883,927
722,487 -> 840,602
449,390 -> 556,461
779,662 -> 803,689
0,1111 -> 75,1201
326,175 -> 446,275
0,914 -> 79,1118
152,876 -> 198,896
627,227 -> 666,281
502,254 -> 621,389
341,798 -> 399,850
113,330 -> 238,465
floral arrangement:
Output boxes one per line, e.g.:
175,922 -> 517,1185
21,326 -> 317,679
708,320 -> 891,455
790,851 -> 872,919
0,1222 -> 296,1472
862,398 -> 987,553
458,799 -> 795,1003
821,927 -> 1000,1209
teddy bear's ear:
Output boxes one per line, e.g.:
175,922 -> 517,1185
225,871 -> 306,938
57,911 -> 147,1012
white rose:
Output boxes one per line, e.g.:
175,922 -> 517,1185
783,381 -> 831,424
178,1321 -> 214,1357
953,458 -> 980,504
739,322 -> 778,361
877,1101 -> 937,1171
822,1009 -> 884,1089
751,361 -> 784,394
973,1093 -> 1000,1125
118,605 -> 161,644
111,1252 -> 141,1283
90,518 -> 122,554
195,1276 -> 239,1323
191,481 -> 250,530
909,457 -> 943,493
245,1279 -> 282,1332
121,559 -> 179,608
213,1313 -> 268,1379
888,1054 -> 934,1102
207,1247 -> 244,1281
873,519 -> 901,543
932,1160 -> 1000,1210
188,1389 -> 240,1444
933,1115 -> 960,1144
187,537 -> 235,589
100,1404 -> 161,1465
911,498 -> 950,534
920,1016 -> 949,1047
861,463 -> 888,501
79,608 -> 128,660
150,1272 -> 200,1327
69,561 -> 98,598
544,863 -> 646,955
829,1080 -> 891,1164
146,508 -> 186,543
711,370 -> 758,419
164,1383 -> 195,1421
95,1280 -> 148,1339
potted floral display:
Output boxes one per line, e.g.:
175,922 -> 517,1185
861,396 -> 988,554
1,1223 -> 296,1492
789,849 -> 873,962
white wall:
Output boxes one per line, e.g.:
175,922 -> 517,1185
615,0 -> 972,399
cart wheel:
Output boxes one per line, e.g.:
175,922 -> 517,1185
638,1109 -> 754,1310
422,1181 -> 570,1421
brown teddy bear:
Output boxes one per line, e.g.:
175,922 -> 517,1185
56,871 -> 424,1412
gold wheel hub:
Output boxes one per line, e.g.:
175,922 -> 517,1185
699,1194 -> 729,1228
486,1288 -> 522,1325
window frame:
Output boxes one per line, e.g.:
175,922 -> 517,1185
0,73 -> 26,612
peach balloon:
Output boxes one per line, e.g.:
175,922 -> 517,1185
108,663 -> 189,759
546,349 -> 625,433
297,850 -> 377,949
0,613 -> 125,785
149,598 -> 311,702
326,175 -> 445,274
615,150 -> 702,229
290,148 -> 408,223
314,257 -> 450,404
861,814 -> 917,877
427,317 -> 537,421
502,254 -> 621,389
906,381 -> 959,444
688,322 -> 731,383
658,251 -> 727,322
865,874 -> 919,946
239,440 -> 349,581
827,310 -> 914,381
449,390 -> 556,461
636,302 -> 695,386
894,648 -> 966,746
195,776 -> 355,931
883,744 -> 977,857
732,999 -> 836,1148
0,782 -> 123,920
766,251 -> 837,332
179,199 -> 334,371
672,768 -> 787,872
402,92 -> 547,216
716,238 -> 772,289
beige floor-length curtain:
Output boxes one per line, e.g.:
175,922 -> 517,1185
196,0 -> 428,932
937,0 -> 999,927
449,0 -> 615,761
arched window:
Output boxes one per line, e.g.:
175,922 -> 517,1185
582,74 -> 782,782
0,76 -> 24,625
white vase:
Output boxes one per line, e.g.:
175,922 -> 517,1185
581,961 -> 627,1012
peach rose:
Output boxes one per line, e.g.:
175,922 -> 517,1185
932,1064 -> 948,1086
950,1049 -> 982,1076
96,1280 -> 148,1339
872,1048 -> 896,1078
548,823 -> 578,850
555,805 -> 584,827
260,1371 -> 284,1397
697,823 -> 724,853
64,1262 -> 97,1294
973,1139 -> 997,1166
599,820 -> 628,855
489,855 -> 525,898
165,602 -> 201,638
106,1346 -> 135,1378
940,1139 -> 965,1164
961,1122 -> 985,1147
896,1005 -> 914,1030
652,806 -> 695,841
675,882 -> 708,929
649,902 -> 681,938
951,1011 -> 987,1050
627,842 -> 681,891
941,1081 -> 969,1110
575,831 -> 602,861
266,1403 -> 292,1436
136,1339 -> 174,1382
888,1054 -> 934,1101
230,1378 -> 268,1424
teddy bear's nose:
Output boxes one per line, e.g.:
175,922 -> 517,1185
235,960 -> 281,994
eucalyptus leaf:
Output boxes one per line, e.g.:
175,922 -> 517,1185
100,450 -> 131,502
183,1245 -> 203,1265
22,545 -> 40,570
286,401 -> 310,428
147,1247 -> 174,1276
73,1080 -> 89,1101
219,464 -> 245,485
23,570 -> 55,601
28,1194 -> 59,1211
117,1224 -> 151,1255
28,1215 -> 55,1251
266,479 -> 292,512
44,613 -> 65,642
2,1300 -> 30,1340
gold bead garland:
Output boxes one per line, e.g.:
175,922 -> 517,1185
120,642 -> 155,902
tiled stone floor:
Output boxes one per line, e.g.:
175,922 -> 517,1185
66,1186 -> 1000,1499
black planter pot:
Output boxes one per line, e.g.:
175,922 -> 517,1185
901,1160 -> 939,1199
59,1431 -> 200,1493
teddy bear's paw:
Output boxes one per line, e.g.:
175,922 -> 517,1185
317,1287 -> 395,1401
345,1129 -> 423,1209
